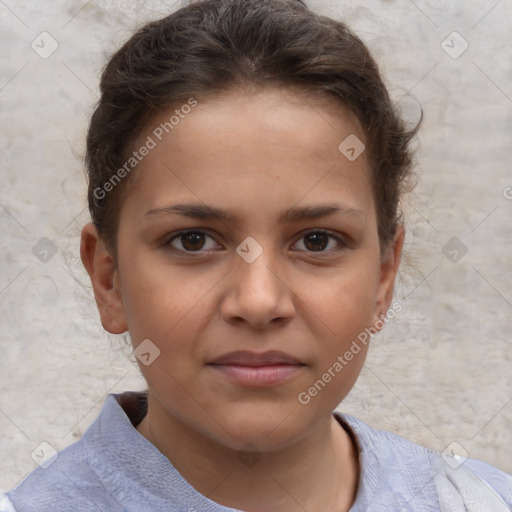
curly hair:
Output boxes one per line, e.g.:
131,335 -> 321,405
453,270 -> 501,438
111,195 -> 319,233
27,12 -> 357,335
85,0 -> 420,258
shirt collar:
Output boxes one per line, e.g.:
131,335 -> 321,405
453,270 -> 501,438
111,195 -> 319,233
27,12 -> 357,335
99,391 -> 437,511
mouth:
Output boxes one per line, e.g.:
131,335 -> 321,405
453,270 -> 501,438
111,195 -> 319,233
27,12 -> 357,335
207,350 -> 306,387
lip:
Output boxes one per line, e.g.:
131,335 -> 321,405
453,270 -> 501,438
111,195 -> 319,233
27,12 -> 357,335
207,350 -> 305,387
209,350 -> 303,366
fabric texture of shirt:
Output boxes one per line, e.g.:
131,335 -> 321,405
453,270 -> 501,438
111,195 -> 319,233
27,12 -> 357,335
2,391 -> 511,511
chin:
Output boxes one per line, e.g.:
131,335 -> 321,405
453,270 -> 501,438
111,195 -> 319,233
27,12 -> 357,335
203,401 -> 318,452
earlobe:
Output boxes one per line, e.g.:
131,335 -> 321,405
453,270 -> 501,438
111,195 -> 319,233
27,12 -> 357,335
372,225 -> 405,328
80,223 -> 128,334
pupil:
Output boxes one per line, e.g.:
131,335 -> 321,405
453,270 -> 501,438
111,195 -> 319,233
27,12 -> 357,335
182,232 -> 204,251
304,232 -> 328,251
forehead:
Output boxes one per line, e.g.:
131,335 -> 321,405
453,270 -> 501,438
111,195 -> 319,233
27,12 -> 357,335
162,86 -> 365,160
122,87 -> 375,224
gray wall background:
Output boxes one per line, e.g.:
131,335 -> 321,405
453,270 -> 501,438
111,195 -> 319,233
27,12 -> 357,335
1,0 -> 511,490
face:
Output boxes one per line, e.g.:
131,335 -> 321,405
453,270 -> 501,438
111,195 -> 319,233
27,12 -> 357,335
84,87 -> 403,452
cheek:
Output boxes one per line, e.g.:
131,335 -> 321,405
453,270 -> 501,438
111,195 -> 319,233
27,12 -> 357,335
120,257 -> 220,361
306,263 -> 380,340
299,283 -> 376,411
119,260 -> 224,428
302,260 -> 379,400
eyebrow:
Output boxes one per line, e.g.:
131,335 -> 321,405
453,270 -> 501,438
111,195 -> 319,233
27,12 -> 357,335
144,203 -> 366,223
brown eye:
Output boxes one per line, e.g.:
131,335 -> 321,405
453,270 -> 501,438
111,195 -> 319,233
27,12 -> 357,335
303,232 -> 329,251
293,230 -> 346,253
167,230 -> 218,252
180,232 -> 205,251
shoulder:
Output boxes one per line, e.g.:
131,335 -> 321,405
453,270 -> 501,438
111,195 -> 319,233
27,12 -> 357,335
3,392 -> 180,512
337,412 -> 437,477
337,413 -> 512,511
430,455 -> 512,511
4,395 -> 129,511
4,439 -> 124,512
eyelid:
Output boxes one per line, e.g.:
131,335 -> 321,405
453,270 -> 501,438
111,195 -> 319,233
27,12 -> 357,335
292,228 -> 350,252
163,229 -> 222,253
163,228 -> 350,254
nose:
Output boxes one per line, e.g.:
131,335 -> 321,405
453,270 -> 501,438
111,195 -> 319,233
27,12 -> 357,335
219,242 -> 295,330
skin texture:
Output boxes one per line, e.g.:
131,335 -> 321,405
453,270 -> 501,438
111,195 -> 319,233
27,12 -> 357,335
80,87 -> 404,511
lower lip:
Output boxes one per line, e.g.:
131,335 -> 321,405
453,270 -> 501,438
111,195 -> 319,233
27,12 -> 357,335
208,364 -> 304,386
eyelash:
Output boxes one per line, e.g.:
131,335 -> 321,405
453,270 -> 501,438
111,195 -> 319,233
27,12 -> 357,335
163,229 -> 349,255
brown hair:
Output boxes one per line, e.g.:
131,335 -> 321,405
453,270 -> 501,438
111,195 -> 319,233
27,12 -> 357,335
85,0 -> 420,258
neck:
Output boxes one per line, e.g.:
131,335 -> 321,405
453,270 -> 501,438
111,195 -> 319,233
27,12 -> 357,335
136,391 -> 359,511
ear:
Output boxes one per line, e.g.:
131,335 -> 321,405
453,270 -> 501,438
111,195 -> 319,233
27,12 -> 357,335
372,224 -> 405,330
80,222 -> 128,334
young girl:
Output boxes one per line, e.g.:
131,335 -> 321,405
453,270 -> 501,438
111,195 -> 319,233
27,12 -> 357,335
2,0 -> 511,510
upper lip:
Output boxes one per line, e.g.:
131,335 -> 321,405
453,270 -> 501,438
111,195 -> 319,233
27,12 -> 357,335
208,350 -> 304,367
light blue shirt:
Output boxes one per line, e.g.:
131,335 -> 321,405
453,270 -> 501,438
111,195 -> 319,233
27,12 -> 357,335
2,391 -> 511,511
